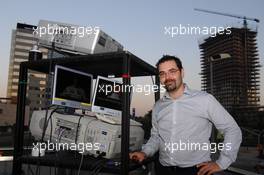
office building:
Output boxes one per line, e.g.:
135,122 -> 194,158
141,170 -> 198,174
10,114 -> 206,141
6,23 -> 48,111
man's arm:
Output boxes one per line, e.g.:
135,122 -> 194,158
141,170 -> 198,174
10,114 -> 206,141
207,94 -> 242,170
130,106 -> 160,162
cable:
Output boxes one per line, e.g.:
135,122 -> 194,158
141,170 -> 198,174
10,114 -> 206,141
93,164 -> 104,175
32,106 -> 54,175
77,154 -> 84,175
87,153 -> 107,175
91,159 -> 107,175
75,115 -> 83,144
41,106 -> 59,143
56,128 -> 67,174
76,118 -> 97,175
49,110 -> 54,142
40,106 -> 54,142
54,127 -> 66,175
74,114 -> 83,175
35,159 -> 41,175
26,164 -> 34,175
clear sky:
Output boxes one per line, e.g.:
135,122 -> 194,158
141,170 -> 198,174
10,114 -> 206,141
0,0 -> 263,116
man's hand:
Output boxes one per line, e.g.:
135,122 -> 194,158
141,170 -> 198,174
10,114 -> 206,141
197,161 -> 221,175
129,151 -> 147,163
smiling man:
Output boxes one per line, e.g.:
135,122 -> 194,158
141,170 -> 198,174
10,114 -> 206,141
129,55 -> 242,175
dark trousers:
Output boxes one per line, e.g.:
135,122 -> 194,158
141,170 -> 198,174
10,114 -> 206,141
155,161 -> 199,175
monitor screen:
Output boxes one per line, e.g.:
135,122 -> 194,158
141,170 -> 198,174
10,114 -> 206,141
91,76 -> 124,117
52,65 -> 93,110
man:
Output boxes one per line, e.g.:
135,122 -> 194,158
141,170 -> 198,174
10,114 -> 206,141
129,55 -> 242,175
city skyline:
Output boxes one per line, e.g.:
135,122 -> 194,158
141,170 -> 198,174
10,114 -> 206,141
0,0 -> 263,116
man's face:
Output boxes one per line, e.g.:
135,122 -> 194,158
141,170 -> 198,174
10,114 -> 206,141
158,60 -> 184,92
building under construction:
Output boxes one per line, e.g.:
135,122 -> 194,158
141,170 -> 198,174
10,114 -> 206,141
200,27 -> 261,109
199,27 -> 264,132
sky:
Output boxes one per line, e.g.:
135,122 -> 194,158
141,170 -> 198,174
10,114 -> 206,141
0,0 -> 263,116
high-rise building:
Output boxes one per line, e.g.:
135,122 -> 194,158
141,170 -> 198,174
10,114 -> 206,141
199,27 -> 264,132
6,23 -> 48,110
199,27 -> 261,110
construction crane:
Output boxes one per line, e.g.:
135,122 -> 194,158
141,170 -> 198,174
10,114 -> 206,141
194,8 -> 260,28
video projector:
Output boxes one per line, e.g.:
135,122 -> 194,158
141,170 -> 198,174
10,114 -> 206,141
29,110 -> 144,159
36,20 -> 123,55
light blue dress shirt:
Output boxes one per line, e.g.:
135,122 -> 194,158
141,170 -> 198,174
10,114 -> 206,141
142,84 -> 242,169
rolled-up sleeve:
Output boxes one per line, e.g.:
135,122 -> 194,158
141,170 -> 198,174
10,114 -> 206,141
142,106 -> 160,157
207,94 -> 242,170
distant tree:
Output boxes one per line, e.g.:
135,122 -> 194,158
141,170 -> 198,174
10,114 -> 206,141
133,110 -> 152,140
141,110 -> 152,140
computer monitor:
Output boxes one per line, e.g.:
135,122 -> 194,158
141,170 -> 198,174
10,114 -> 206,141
91,76 -> 125,117
52,65 -> 93,110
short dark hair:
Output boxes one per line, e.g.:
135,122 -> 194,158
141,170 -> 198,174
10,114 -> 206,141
156,55 -> 183,70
